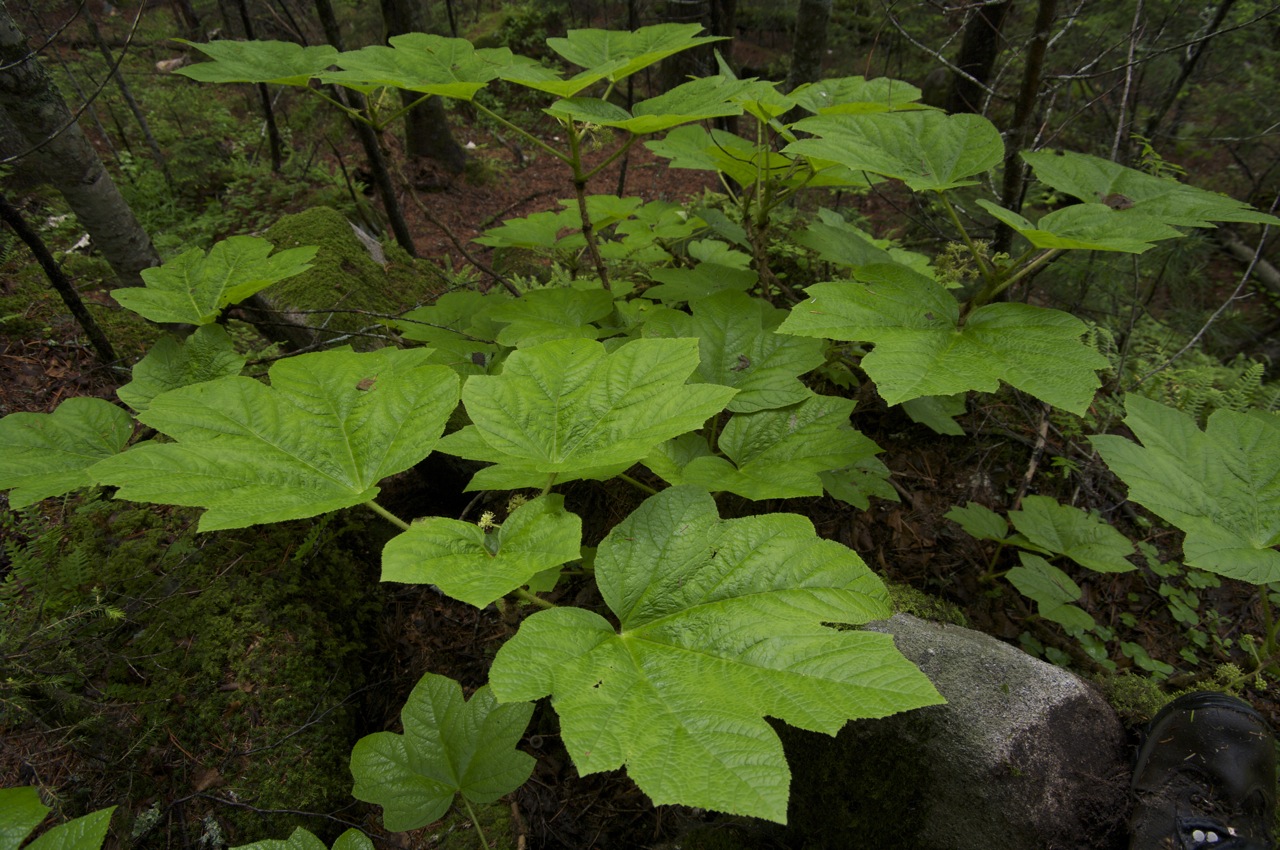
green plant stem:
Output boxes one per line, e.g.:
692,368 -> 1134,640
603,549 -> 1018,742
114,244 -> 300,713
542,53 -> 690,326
938,191 -> 994,284
582,133 -> 639,182
617,473 -> 658,495
461,797 -> 490,850
988,249 -> 1062,298
539,474 -> 557,498
514,588 -> 555,609
307,87 -> 368,123
472,100 -> 568,164
379,92 -> 436,131
365,499 -> 410,531
568,123 -> 612,289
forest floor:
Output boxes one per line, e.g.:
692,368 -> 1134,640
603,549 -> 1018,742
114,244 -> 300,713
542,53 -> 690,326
1,113 -> 1276,848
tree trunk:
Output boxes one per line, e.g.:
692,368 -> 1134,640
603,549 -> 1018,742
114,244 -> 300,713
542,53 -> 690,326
0,2 -> 158,288
313,0 -> 418,257
235,0 -> 284,172
786,0 -> 832,92
379,0 -> 465,172
994,0 -> 1057,255
84,8 -> 173,188
945,0 -> 1012,115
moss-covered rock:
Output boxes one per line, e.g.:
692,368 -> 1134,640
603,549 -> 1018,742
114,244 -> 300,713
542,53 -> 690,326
260,207 -> 449,349
0,497 -> 383,847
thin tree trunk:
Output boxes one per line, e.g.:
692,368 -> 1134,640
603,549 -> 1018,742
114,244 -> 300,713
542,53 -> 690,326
945,0 -> 1012,115
84,8 -> 173,188
0,3 -> 158,288
1142,0 -> 1239,141
235,0 -> 283,172
0,191 -> 118,364
786,0 -> 832,92
379,0 -> 465,171
314,0 -> 417,256
994,0 -> 1057,255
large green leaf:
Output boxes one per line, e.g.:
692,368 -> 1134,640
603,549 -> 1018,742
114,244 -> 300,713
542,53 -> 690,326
489,287 -> 614,348
644,395 -> 881,500
112,236 -> 316,326
382,495 -> 582,607
786,111 -> 1003,191
350,673 -> 535,832
117,325 -> 246,411
790,76 -> 925,114
436,338 -> 736,490
1022,150 -> 1280,228
0,398 -> 133,509
175,40 -> 338,86
92,348 -> 460,531
547,24 -> 725,83
976,200 -> 1183,253
778,264 -> 1108,414
645,262 -> 758,304
0,787 -> 51,850
1091,396 -> 1280,582
546,76 -> 746,135
1009,495 -> 1135,573
234,827 -> 372,850
796,208 -> 934,277
489,486 -> 943,823
642,291 -> 825,412
322,34 -> 532,100
1006,553 -> 1096,632
396,290 -> 506,376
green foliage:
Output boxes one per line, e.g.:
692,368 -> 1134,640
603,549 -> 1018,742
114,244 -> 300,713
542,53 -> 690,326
489,486 -> 942,823
93,348 -> 460,530
117,324 -> 246,411
234,827 -> 373,850
350,673 -> 535,832
0,398 -> 133,509
382,495 -> 581,607
1092,395 -> 1280,582
0,787 -> 113,850
111,236 -> 316,326
779,264 -> 1110,414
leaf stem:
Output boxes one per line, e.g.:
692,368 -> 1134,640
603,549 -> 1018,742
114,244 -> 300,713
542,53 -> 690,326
514,588 -> 555,609
617,473 -> 658,495
365,499 -> 410,531
568,122 -> 612,289
379,92 -> 436,130
461,797 -> 490,850
582,132 -> 638,182
471,99 -> 568,164
937,191 -> 994,284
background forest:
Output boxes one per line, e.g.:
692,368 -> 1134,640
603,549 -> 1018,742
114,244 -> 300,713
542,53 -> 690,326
1,0 -> 1279,848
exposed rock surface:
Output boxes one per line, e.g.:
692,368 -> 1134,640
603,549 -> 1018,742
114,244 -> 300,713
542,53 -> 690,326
776,613 -> 1130,850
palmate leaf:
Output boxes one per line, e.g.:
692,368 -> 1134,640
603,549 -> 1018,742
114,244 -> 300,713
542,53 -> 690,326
175,39 -> 338,86
92,348 -> 460,531
546,76 -> 746,135
350,673 -> 534,832
382,495 -> 582,608
785,111 -> 1003,191
1007,553 -> 1096,632
797,208 -> 934,277
0,787 -> 115,850
644,395 -> 881,501
118,325 -> 246,411
1009,495 -> 1135,573
322,34 -> 533,100
233,827 -> 373,850
436,338 -> 736,491
646,262 -> 758,303
489,486 -> 943,823
489,288 -> 615,348
1022,150 -> 1280,228
547,23 -> 725,83
642,291 -> 825,413
976,200 -> 1183,253
0,398 -> 133,509
112,236 -> 316,326
1091,396 -> 1280,583
778,263 -> 1108,414
790,76 -> 925,114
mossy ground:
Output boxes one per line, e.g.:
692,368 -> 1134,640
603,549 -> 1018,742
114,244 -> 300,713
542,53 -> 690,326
0,496 -> 383,847
261,206 -> 451,349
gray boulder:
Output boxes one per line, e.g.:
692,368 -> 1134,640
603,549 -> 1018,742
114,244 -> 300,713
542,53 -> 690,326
776,613 -> 1130,850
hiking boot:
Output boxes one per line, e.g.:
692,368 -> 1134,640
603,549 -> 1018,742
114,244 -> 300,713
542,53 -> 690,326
1130,692 -> 1277,850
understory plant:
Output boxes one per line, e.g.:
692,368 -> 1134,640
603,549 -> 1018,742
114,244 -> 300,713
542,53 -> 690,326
3,22 -> 1280,846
